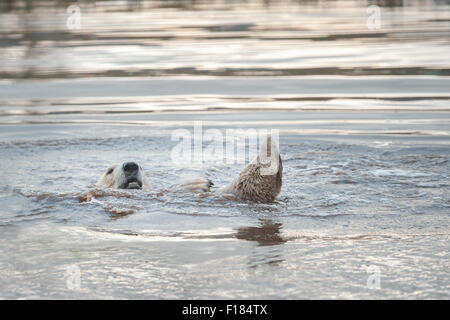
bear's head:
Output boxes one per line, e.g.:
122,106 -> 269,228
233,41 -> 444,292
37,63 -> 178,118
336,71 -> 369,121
96,162 -> 150,190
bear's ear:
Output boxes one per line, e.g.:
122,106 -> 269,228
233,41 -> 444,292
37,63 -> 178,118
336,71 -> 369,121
105,164 -> 117,175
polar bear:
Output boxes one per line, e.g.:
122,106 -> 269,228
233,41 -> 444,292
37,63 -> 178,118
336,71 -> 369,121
92,136 -> 282,203
95,161 -> 212,193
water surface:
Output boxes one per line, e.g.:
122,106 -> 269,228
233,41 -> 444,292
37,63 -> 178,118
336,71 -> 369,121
0,0 -> 449,299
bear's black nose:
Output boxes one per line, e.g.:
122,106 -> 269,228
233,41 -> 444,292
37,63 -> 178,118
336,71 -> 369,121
123,162 -> 139,173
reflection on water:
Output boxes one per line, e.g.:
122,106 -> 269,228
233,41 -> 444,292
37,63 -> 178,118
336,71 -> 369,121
236,219 -> 286,246
0,0 -> 421,12
1,0 -> 449,78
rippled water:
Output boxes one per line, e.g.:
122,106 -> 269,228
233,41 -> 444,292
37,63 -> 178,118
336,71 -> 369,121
0,0 -> 449,299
